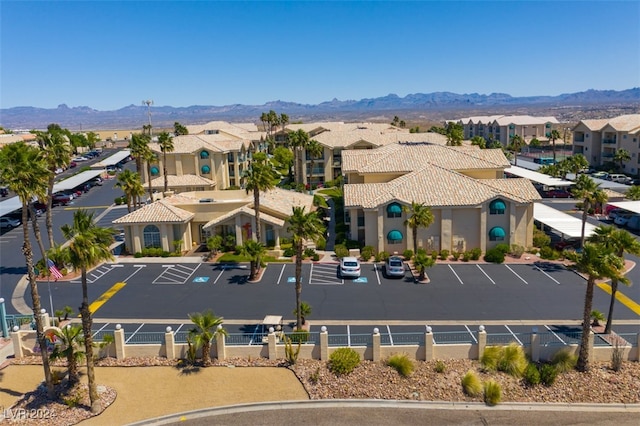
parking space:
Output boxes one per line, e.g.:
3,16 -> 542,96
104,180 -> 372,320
309,263 -> 343,285
153,264 -> 202,285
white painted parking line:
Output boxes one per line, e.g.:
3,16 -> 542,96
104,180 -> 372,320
162,264 -> 174,268
464,325 -> 478,344
133,265 -> 147,268
387,325 -> 393,345
153,264 -> 201,285
276,264 -> 286,285
174,324 -> 185,334
309,263 -> 343,285
448,265 -> 464,284
374,264 -> 381,285
213,269 -> 225,284
125,323 -> 145,343
123,265 -> 145,282
476,264 -> 496,285
110,264 -> 124,268
505,265 -> 528,284
504,325 -> 523,346
92,323 -> 110,338
534,265 -> 560,285
544,325 -> 566,345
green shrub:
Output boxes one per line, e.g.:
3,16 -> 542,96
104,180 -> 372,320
495,243 -> 510,254
312,253 -> 320,261
402,249 -> 413,260
533,229 -> 551,248
288,329 -> 310,344
387,353 -> 414,377
431,250 -> 438,260
523,363 -> 541,386
480,346 -> 502,372
510,244 -> 525,257
470,248 -> 482,260
450,251 -> 460,261
434,360 -> 446,373
439,249 -> 449,260
328,347 -> 361,376
360,245 -> 375,261
539,246 -> 561,260
539,363 -> 558,386
497,343 -> 528,378
334,244 -> 349,259
551,348 -> 577,373
483,380 -> 502,406
304,248 -> 317,258
283,247 -> 295,257
461,370 -> 483,397
462,251 -> 472,262
315,240 -> 326,251
484,248 -> 505,263
375,251 -> 390,262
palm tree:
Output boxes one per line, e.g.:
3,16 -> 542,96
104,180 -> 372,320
508,134 -> 525,166
50,324 -> 85,386
240,240 -> 267,281
445,122 -> 463,146
549,129 -> 561,164
288,129 -> 309,186
413,248 -> 435,281
565,243 -> 627,372
36,128 -> 73,248
128,133 -> 150,175
625,185 -> 640,201
571,174 -> 608,247
0,142 -> 55,397
613,148 -> 631,172
188,310 -> 227,367
564,154 -> 589,177
157,132 -> 174,194
142,147 -> 157,203
287,206 -> 325,328
61,210 -> 115,413
306,139 -> 323,189
587,225 -> 640,334
116,169 -> 145,212
173,121 -> 188,136
244,152 -> 277,244
404,202 -> 434,255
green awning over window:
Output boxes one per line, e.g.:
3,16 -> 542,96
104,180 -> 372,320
490,199 -> 506,212
200,150 -> 209,159
489,227 -> 506,239
387,203 -> 402,214
387,230 -> 403,241
201,165 -> 211,174
150,166 -> 159,175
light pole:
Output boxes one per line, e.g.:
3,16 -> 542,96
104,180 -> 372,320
142,99 -> 154,137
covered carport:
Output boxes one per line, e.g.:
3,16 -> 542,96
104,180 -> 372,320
533,202 -> 597,240
606,201 -> 640,214
504,166 -> 572,187
52,170 -> 105,193
0,196 -> 24,217
92,149 -> 131,169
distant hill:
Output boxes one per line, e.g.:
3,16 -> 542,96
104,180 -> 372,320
2,88 -> 639,131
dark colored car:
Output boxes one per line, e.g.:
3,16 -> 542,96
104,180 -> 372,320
0,187 -> 8,197
544,189 -> 572,198
69,161 -> 77,168
52,194 -> 72,206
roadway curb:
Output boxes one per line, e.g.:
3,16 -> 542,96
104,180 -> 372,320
126,399 -> 640,425
11,274 -> 32,315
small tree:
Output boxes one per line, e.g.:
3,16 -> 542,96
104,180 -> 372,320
293,301 -> 312,325
239,240 -> 267,281
50,324 -> 85,386
413,248 -> 434,281
188,310 -> 227,367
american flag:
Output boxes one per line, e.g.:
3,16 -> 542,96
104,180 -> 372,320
47,259 -> 63,280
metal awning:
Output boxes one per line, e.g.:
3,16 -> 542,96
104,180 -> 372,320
606,201 -> 640,215
52,170 -> 105,193
505,166 -> 572,187
93,150 -> 131,168
0,196 -> 24,217
533,202 -> 596,239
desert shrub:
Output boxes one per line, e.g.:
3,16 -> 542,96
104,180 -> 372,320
484,248 -> 505,263
483,380 -> 501,406
523,363 -> 541,386
315,240 -> 326,251
533,229 -> 551,248
387,353 -> 414,377
283,334 -> 301,365
469,248 -> 482,260
312,253 -> 320,261
450,251 -> 460,261
611,341 -> 623,372
434,360 -> 446,373
461,370 -> 483,397
304,248 -> 316,259
402,249 -> 413,260
539,246 -> 561,260
334,244 -> 349,258
494,243 -> 510,254
328,347 -> 360,376
439,249 -> 449,260
462,251 -> 472,262
283,247 -> 295,257
431,250 -> 438,260
510,244 -> 525,257
375,251 -> 390,262
497,343 -> 528,378
551,348 -> 577,373
360,246 -> 375,261
539,363 -> 558,386
309,367 -> 321,384
480,346 -> 502,372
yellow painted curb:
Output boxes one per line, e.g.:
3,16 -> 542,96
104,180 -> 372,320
84,282 -> 127,315
596,283 -> 640,316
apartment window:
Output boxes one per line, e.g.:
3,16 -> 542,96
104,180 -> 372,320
200,150 -> 210,159
150,166 -> 159,176
201,165 -> 211,174
489,199 -> 506,215
387,203 -> 402,218
489,226 -> 505,242
387,230 -> 403,244
143,225 -> 161,248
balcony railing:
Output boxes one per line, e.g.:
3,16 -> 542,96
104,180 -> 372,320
603,139 -> 617,144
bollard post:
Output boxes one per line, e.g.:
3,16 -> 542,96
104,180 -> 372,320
164,326 -> 175,359
424,326 -> 434,361
0,298 -> 8,338
268,327 -> 277,360
530,327 -> 540,362
216,325 -> 226,360
372,328 -> 381,362
114,324 -> 126,360
477,325 -> 487,360
320,326 -> 328,361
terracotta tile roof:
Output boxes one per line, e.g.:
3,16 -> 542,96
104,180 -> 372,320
454,115 -> 558,125
258,187 -> 315,216
148,134 -> 252,154
578,119 -> 611,131
313,129 -> 447,149
604,114 -> 640,133
203,206 -> 285,230
186,121 -> 259,135
149,174 -> 216,189
113,200 -> 194,224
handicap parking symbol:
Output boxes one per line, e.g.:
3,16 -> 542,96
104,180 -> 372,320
287,277 -> 296,283
193,276 -> 210,283
353,277 -> 368,283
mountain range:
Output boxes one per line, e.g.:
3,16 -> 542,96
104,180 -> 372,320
2,88 -> 639,131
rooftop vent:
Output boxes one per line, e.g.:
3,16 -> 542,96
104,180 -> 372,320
199,198 -> 214,203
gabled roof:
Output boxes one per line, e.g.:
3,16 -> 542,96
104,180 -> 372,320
186,121 -> 259,135
203,206 -> 285,230
149,174 -> 216,189
148,134 -> 252,154
113,200 -> 194,224
602,114 -> 640,133
258,187 -> 315,216
493,115 -> 559,126
312,129 -> 446,149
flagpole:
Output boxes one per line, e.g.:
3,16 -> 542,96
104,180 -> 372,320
45,256 -> 54,316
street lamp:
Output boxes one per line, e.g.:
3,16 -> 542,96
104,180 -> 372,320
142,100 -> 154,137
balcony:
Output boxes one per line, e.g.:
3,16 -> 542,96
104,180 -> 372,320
357,217 -> 365,227
603,139 -> 617,145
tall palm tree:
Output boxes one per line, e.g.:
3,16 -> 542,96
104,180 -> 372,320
116,169 -> 145,212
564,153 -> 589,177
0,142 -> 55,397
61,210 -> 115,413
549,129 -> 561,164
244,152 -> 277,244
37,128 -> 73,248
403,202 -> 434,255
188,310 -> 227,367
565,243 -> 627,372
613,148 -> 631,172
587,225 -> 640,334
157,132 -> 174,194
508,134 -> 525,166
571,174 -> 608,247
287,206 -> 325,328
142,147 -> 157,203
50,324 -> 85,386
306,139 -> 324,189
240,240 -> 267,281
288,129 -> 309,186
128,133 -> 150,175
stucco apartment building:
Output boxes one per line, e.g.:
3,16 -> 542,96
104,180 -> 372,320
342,139 -> 540,254
572,114 -> 640,173
453,115 -> 560,146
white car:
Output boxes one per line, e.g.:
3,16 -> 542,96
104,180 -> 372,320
339,256 -> 361,278
614,213 -> 636,227
73,156 -> 90,162
0,216 -> 21,229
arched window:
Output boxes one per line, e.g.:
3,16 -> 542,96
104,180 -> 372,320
201,165 -> 211,174
489,199 -> 506,215
489,226 -> 506,241
150,166 -> 159,176
143,224 -> 161,248
386,203 -> 402,218
200,150 -> 209,159
387,230 -> 403,244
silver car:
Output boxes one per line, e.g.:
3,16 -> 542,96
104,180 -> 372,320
385,256 -> 405,278
339,257 -> 361,278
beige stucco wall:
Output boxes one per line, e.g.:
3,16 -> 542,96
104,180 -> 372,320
363,173 -> 404,184
451,208 -> 481,252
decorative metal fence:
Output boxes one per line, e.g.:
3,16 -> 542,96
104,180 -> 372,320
6,314 -> 34,330
383,332 -> 424,346
125,331 -> 166,345
432,331 -> 477,344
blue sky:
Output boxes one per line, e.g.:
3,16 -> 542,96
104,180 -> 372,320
1,1 -> 639,110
